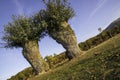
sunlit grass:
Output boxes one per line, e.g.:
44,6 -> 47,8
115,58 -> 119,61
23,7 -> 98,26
8,34 -> 120,80
29,34 -> 120,80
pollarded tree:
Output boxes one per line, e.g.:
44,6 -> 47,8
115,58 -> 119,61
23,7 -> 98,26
2,15 -> 49,75
40,0 -> 82,60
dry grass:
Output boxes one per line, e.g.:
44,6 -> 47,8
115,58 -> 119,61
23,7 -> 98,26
28,34 -> 120,80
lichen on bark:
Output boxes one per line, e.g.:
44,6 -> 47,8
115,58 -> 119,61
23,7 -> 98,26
48,21 -> 82,60
22,40 -> 49,75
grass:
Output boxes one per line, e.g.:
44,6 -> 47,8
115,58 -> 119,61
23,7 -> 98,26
28,34 -> 120,80
8,34 -> 120,80
7,67 -> 34,80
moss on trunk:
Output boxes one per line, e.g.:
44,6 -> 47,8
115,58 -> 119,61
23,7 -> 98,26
22,40 -> 49,75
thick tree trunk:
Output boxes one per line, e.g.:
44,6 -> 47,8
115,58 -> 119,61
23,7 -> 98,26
49,21 -> 82,60
22,40 -> 49,75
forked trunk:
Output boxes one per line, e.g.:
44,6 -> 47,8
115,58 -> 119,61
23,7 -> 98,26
49,21 -> 82,60
22,40 -> 49,75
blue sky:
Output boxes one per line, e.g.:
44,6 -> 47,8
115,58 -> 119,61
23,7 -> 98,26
0,0 -> 120,80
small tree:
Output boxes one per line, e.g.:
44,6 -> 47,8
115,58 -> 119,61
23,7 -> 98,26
40,0 -> 82,60
98,27 -> 104,41
2,15 -> 49,75
98,27 -> 102,33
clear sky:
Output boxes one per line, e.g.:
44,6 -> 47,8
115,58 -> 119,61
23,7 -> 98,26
0,0 -> 120,80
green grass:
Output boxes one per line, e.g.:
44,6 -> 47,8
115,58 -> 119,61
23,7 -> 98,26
29,34 -> 120,80
7,67 -> 34,80
8,34 -> 120,80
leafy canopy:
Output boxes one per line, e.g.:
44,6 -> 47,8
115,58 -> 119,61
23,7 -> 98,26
41,0 -> 75,31
3,15 -> 46,48
2,0 -> 75,48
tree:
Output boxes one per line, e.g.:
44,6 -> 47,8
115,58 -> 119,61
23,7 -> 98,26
2,15 -> 49,75
98,27 -> 102,33
40,0 -> 82,60
98,27 -> 104,41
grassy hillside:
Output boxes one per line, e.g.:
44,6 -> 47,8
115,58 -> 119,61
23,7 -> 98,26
7,67 -> 34,80
8,34 -> 120,80
79,17 -> 120,51
28,34 -> 120,80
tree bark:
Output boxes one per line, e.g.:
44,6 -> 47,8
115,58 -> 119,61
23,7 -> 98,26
49,21 -> 83,60
22,40 -> 49,75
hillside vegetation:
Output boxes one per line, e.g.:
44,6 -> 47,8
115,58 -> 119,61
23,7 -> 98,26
28,34 -> 120,80
79,17 -> 120,51
8,33 -> 120,80
8,17 -> 120,80
8,34 -> 120,80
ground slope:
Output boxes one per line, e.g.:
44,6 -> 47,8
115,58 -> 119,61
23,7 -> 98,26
29,34 -> 120,80
105,17 -> 120,31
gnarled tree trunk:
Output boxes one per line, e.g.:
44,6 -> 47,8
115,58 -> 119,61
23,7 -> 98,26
49,21 -> 82,60
22,40 -> 49,75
